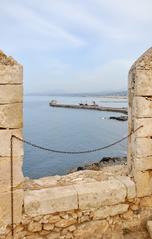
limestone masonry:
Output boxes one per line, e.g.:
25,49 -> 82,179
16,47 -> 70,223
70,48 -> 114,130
0,49 -> 152,239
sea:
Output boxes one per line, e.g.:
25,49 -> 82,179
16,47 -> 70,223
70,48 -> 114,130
23,96 -> 128,179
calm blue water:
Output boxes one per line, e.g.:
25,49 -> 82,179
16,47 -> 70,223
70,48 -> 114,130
23,96 -> 128,179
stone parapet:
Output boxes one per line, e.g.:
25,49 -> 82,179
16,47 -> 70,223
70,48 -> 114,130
1,48 -> 152,238
1,177 -> 152,239
0,51 -> 24,234
24,185 -> 78,217
128,47 -> 152,197
24,177 -> 135,217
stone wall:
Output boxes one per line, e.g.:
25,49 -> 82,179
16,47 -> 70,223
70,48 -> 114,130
0,48 -> 152,239
1,172 -> 152,239
0,51 -> 24,235
128,47 -> 152,197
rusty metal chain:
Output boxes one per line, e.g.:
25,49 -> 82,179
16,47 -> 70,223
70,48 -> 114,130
12,125 -> 143,155
10,125 -> 143,238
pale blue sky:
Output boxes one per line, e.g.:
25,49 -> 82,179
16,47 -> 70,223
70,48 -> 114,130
0,0 -> 152,93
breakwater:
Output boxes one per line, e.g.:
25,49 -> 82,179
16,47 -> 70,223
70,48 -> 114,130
49,102 -> 128,114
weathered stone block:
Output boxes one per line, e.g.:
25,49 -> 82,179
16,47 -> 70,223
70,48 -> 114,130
134,118 -> 152,137
28,222 -> 42,232
93,204 -> 129,220
0,65 -> 23,84
0,129 -> 23,157
24,185 -> 78,217
74,179 -> 126,210
0,156 -> 23,192
55,218 -> 76,228
0,85 -> 23,104
115,176 -> 136,199
140,196 -> 152,207
133,157 -> 152,171
74,220 -> 108,239
132,137 -> 152,158
0,103 -> 23,129
133,96 -> 152,118
133,170 -> 152,197
46,232 -> 60,239
135,70 -> 152,96
147,221 -> 152,238
0,190 -> 23,234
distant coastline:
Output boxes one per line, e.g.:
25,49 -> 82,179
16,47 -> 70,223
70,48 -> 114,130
25,90 -> 128,98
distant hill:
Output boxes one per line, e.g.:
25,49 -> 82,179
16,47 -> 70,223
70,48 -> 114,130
25,90 -> 128,97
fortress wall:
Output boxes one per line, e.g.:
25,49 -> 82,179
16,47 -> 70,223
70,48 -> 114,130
128,48 -> 152,197
0,49 -> 152,238
0,52 -> 24,235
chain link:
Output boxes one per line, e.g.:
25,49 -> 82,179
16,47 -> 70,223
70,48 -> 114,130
12,125 -> 143,155
10,125 -> 143,238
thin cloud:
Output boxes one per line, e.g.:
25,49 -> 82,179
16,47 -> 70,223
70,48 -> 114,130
0,1 -> 86,50
0,0 -> 152,93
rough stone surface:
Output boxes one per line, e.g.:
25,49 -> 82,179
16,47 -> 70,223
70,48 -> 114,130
0,156 -> 23,191
24,185 -> 78,217
135,70 -> 152,96
115,176 -> 136,199
0,51 -> 24,237
28,222 -> 42,232
0,51 -> 17,66
134,118 -> 152,137
0,64 -> 23,84
55,218 -> 77,228
73,220 -> 108,239
74,179 -> 126,209
130,47 -> 152,72
133,96 -> 152,118
0,190 -> 23,234
93,204 -> 129,220
140,196 -> 152,207
0,85 -> 23,104
133,157 -> 152,171
0,51 -> 23,83
132,137 -> 152,158
0,103 -> 23,129
0,129 -> 23,157
147,221 -> 152,238
133,170 -> 152,197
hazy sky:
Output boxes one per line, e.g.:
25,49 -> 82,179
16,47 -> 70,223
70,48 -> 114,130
0,0 -> 152,93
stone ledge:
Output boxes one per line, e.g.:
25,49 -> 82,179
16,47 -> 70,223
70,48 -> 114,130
115,176 -> 136,199
93,203 -> 129,220
24,185 -> 78,217
74,179 -> 126,210
24,176 -> 137,218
